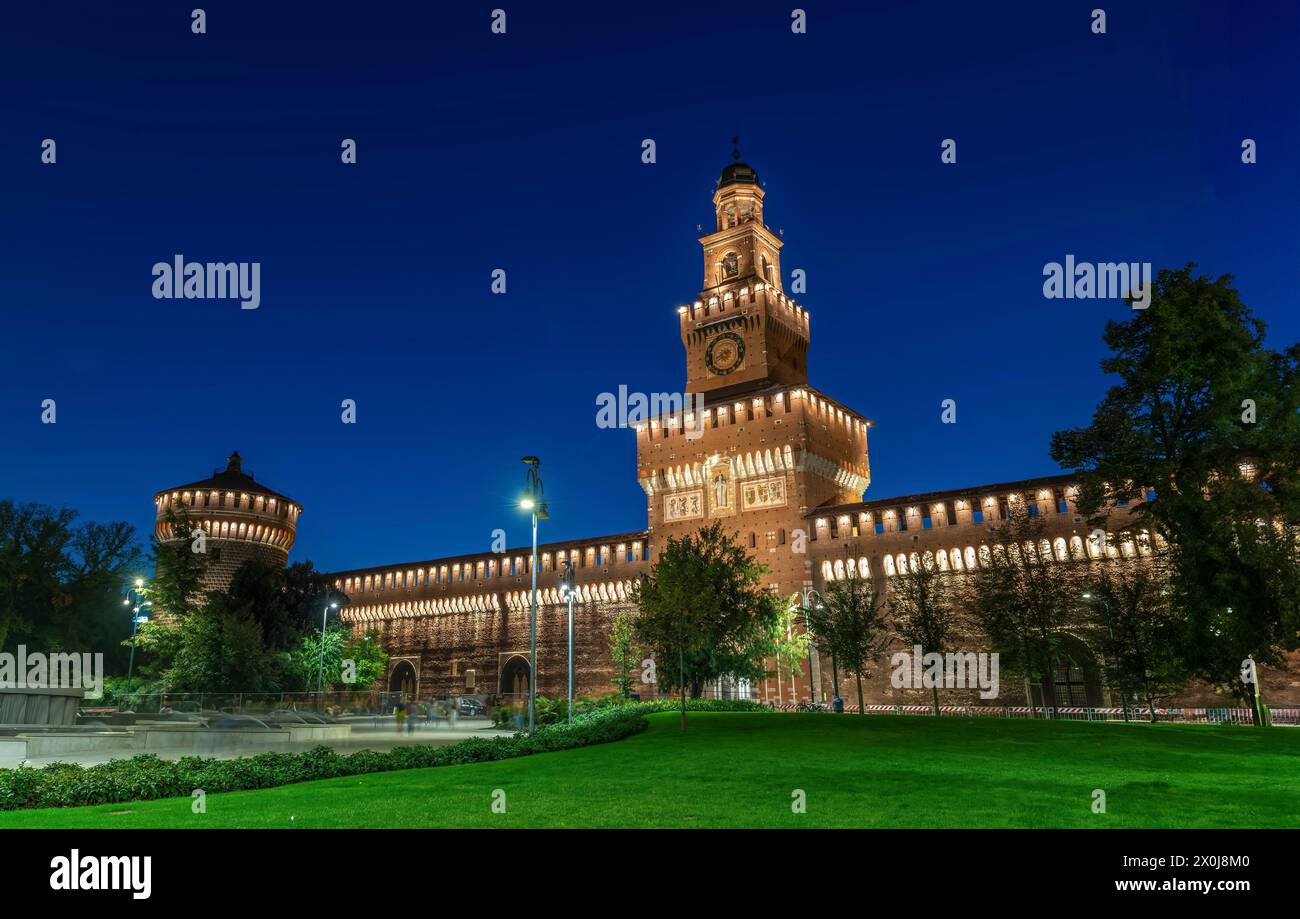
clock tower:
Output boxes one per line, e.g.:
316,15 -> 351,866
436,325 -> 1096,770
639,148 -> 873,602
681,144 -> 810,399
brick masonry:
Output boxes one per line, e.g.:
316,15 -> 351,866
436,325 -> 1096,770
160,163 -> 1300,709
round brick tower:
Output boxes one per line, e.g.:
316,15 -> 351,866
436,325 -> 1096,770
153,451 -> 301,593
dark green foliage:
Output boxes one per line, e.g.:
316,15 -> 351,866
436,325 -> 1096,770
1050,265 -> 1300,711
0,500 -> 142,666
146,505 -> 210,621
166,595 -> 282,693
809,571 -> 890,714
1082,560 -> 1189,713
633,522 -> 781,731
607,610 -> 642,698
227,559 -> 345,653
890,559 -> 961,715
966,509 -> 1088,715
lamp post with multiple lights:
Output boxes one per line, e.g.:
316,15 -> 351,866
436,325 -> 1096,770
123,578 -> 152,697
520,456 -> 548,734
317,598 -> 340,707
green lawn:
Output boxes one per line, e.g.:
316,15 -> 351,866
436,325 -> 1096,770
2,712 -> 1297,828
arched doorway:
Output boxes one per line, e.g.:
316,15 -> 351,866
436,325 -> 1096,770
1028,636 -> 1102,707
389,660 -> 417,697
499,655 -> 530,697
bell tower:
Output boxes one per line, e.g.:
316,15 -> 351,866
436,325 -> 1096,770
680,140 -> 810,399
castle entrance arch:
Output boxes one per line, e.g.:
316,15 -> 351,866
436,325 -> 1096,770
1028,634 -> 1103,707
499,654 -> 530,697
388,659 -> 418,697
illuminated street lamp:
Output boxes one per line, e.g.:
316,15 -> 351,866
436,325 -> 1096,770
520,456 -> 548,734
123,578 -> 152,697
317,599 -> 340,705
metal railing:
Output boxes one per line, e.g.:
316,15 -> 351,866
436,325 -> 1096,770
103,690 -> 410,717
767,702 -> 1300,724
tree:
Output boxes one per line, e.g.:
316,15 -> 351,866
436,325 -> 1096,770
966,509 -> 1087,717
607,610 -> 642,699
287,624 -> 387,692
1081,558 -> 1188,718
891,554 -> 960,715
1050,265 -> 1300,722
226,559 -> 344,653
808,572 -> 890,714
770,599 -> 811,704
633,523 -> 780,732
0,500 -> 142,664
167,594 -> 280,693
146,505 -> 210,620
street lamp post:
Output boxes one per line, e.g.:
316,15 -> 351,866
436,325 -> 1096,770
317,599 -> 340,707
561,559 -> 576,724
521,457 -> 548,735
123,578 -> 151,697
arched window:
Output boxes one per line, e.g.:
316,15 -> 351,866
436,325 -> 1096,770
883,555 -> 896,577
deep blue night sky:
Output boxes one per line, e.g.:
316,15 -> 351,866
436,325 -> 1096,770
2,1 -> 1297,573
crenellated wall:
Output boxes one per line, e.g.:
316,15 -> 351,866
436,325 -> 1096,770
333,532 -> 652,699
153,452 -> 301,594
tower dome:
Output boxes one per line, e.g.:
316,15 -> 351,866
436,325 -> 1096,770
153,451 -> 301,593
718,160 -> 760,188
717,135 -> 760,188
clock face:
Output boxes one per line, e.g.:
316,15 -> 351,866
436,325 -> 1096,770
706,332 -> 745,375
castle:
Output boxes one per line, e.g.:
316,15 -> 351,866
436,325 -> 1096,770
153,156 -> 1298,709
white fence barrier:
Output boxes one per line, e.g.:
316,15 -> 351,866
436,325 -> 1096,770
767,702 -> 1299,725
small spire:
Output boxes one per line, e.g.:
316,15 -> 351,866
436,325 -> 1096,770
226,451 -> 242,473
731,135 -> 741,162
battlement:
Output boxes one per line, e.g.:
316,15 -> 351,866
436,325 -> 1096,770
330,530 -> 651,614
802,474 -> 1165,588
806,474 -> 1156,547
677,282 -> 809,334
152,452 -> 301,592
635,384 -> 871,440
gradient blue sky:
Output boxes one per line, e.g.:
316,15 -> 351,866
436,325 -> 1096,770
2,1 -> 1297,573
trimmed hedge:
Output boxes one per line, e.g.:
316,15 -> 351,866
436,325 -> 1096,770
0,699 -> 769,811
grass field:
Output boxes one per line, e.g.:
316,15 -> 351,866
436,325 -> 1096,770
2,712 -> 1297,828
